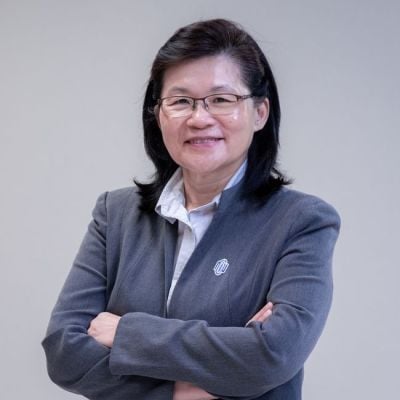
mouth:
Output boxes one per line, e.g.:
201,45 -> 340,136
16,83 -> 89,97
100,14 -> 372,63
185,137 -> 223,145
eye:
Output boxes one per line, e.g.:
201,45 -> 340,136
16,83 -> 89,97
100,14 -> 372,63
166,97 -> 192,107
210,94 -> 236,104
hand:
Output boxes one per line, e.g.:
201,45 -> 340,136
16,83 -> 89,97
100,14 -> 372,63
87,312 -> 121,348
173,381 -> 218,400
245,302 -> 273,326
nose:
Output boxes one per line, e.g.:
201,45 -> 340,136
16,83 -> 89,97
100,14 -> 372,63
187,99 -> 215,127
192,98 -> 208,111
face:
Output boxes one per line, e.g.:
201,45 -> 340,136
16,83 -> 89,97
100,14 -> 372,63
157,54 -> 269,182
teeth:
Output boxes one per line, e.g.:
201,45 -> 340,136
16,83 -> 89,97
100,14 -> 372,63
189,138 -> 220,144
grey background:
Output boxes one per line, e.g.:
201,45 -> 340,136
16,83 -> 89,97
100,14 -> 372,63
1,0 -> 399,399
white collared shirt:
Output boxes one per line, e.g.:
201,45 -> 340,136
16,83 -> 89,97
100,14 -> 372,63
155,161 -> 247,307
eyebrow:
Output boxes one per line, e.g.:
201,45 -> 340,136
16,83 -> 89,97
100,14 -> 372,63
164,84 -> 237,96
165,87 -> 190,95
211,85 -> 236,92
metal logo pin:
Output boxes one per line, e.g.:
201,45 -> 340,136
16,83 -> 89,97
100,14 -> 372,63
213,258 -> 229,276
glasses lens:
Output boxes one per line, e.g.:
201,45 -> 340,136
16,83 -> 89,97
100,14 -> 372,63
206,94 -> 238,115
162,97 -> 193,117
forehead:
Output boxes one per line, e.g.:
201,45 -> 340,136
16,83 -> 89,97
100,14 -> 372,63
161,54 -> 247,96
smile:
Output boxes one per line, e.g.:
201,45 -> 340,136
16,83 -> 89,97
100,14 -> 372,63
186,138 -> 223,144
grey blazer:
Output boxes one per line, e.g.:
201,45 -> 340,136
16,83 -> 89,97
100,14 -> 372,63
42,182 -> 340,399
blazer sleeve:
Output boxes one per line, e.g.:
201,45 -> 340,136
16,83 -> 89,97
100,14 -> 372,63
41,192 -> 174,400
108,197 -> 341,399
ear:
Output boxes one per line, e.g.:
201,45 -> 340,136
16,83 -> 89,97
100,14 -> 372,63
253,98 -> 270,132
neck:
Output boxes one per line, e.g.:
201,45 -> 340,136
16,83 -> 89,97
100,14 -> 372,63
182,168 -> 238,211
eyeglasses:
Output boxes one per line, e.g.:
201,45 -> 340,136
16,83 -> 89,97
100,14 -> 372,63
156,93 -> 254,118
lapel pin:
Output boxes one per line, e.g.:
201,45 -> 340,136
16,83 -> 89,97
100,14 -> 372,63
213,258 -> 229,276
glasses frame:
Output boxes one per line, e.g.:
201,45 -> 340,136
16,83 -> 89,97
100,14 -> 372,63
156,93 -> 254,117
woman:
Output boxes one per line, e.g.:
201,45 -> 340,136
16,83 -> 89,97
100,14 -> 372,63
43,19 -> 340,400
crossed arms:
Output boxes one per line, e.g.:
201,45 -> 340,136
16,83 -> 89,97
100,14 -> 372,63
87,303 -> 273,400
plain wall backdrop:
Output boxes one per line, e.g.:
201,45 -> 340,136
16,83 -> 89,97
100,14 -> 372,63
1,0 -> 399,398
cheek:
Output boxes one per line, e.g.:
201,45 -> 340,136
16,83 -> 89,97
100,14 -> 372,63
161,133 -> 176,154
222,108 -> 256,132
160,132 -> 184,166
223,118 -> 255,143
224,109 -> 241,124
159,121 -> 179,147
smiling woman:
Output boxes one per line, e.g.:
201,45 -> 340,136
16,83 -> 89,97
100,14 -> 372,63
42,19 -> 340,400
156,55 -> 269,210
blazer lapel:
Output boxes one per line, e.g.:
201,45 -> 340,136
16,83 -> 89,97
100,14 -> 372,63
162,219 -> 178,316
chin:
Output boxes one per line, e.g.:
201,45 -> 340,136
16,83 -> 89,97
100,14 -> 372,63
182,161 -> 230,177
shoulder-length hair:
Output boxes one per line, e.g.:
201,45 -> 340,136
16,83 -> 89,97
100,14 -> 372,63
135,18 -> 290,211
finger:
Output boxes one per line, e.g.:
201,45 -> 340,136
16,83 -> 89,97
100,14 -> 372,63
87,317 -> 99,336
252,308 -> 272,323
250,302 -> 273,321
87,325 -> 94,337
245,302 -> 273,326
245,310 -> 271,327
259,309 -> 272,322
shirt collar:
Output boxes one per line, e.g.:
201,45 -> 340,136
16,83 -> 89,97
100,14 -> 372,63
155,160 -> 247,223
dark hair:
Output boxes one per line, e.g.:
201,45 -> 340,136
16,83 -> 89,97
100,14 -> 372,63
135,18 -> 290,211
